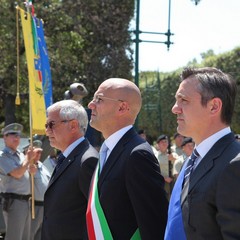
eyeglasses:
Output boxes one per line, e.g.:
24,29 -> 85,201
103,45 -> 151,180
92,95 -> 124,104
45,120 -> 74,130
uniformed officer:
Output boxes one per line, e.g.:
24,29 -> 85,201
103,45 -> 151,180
156,134 -> 178,199
42,148 -> 57,175
0,123 -> 38,240
27,140 -> 51,240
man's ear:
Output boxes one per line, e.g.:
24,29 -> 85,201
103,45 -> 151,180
70,119 -> 79,131
209,97 -> 222,114
118,102 -> 129,114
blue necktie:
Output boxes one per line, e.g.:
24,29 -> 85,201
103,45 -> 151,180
99,142 -> 108,173
164,165 -> 187,240
183,149 -> 199,186
55,153 -> 65,172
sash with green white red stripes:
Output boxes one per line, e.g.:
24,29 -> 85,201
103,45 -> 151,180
86,162 -> 141,240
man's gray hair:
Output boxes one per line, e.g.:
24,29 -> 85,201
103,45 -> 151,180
47,100 -> 88,134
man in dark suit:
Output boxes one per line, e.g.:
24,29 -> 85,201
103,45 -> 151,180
165,67 -> 240,240
87,78 -> 168,239
41,100 -> 98,240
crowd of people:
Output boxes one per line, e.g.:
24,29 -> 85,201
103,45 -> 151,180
137,130 -> 195,199
0,66 -> 240,239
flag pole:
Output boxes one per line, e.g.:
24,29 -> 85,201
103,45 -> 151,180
29,87 -> 35,220
25,0 -> 35,219
16,3 -> 35,219
19,1 -> 50,218
15,5 -> 20,105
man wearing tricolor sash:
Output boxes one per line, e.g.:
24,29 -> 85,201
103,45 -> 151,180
87,78 -> 169,239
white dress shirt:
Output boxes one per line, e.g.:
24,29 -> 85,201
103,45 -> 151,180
194,127 -> 231,169
104,125 -> 132,163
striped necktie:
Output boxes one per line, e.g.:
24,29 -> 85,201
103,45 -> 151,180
183,149 -> 199,187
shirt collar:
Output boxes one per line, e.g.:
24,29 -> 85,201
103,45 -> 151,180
105,125 -> 132,152
3,146 -> 20,155
63,136 -> 85,157
196,127 -> 231,159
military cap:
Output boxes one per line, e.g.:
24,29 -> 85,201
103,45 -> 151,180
235,134 -> 240,140
32,140 -> 42,148
181,137 -> 194,147
157,134 -> 168,143
173,132 -> 180,139
138,129 -> 145,135
1,123 -> 23,135
22,139 -> 42,152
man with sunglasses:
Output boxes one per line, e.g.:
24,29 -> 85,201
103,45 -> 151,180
41,100 -> 98,240
0,123 -> 39,240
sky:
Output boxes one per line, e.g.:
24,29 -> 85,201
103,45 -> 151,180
131,0 -> 240,72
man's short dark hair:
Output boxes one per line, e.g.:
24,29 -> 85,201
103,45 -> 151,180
181,67 -> 237,125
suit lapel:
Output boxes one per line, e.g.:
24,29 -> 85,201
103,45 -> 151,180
98,128 -> 136,187
48,139 -> 89,188
181,133 -> 235,204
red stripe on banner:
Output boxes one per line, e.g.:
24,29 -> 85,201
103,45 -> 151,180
86,176 -> 96,240
31,5 -> 35,16
38,70 -> 42,82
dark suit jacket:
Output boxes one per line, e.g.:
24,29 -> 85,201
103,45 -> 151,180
42,139 -> 98,240
98,128 -> 169,239
181,132 -> 240,240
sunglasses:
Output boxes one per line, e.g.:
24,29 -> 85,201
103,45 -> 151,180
45,119 -> 74,130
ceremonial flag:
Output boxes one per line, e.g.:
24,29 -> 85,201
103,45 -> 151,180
19,8 -> 48,134
34,17 -> 53,109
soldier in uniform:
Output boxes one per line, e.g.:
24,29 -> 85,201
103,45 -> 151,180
172,137 -> 195,179
28,140 -> 51,240
156,134 -> 178,199
42,148 -> 57,175
171,132 -> 184,157
0,123 -> 38,240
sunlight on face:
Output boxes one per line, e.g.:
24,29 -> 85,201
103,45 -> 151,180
172,79 -> 209,139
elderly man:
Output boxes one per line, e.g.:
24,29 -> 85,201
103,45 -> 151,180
0,123 -> 38,240
41,100 -> 98,240
87,78 -> 168,239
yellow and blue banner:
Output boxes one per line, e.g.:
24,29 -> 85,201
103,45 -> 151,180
19,7 -> 52,134
34,16 -> 53,109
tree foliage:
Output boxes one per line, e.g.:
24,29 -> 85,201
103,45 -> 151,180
138,47 -> 240,141
1,0 -> 240,141
0,0 -> 135,133
34,0 -> 135,105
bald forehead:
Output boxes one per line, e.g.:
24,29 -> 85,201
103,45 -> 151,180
102,78 -> 136,88
96,78 -> 142,116
100,78 -> 140,95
